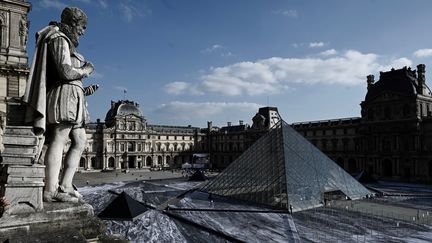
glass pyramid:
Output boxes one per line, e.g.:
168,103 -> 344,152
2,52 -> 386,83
201,120 -> 370,211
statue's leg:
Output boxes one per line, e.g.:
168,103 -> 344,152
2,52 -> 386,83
44,123 -> 72,194
59,127 -> 86,193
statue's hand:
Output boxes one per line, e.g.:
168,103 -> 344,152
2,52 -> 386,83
83,62 -> 95,75
84,84 -> 99,96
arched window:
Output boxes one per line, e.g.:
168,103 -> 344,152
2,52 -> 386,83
128,142 -> 134,152
79,157 -> 85,168
146,156 -> 152,167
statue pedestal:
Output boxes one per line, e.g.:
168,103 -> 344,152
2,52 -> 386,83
0,164 -> 45,213
0,202 -> 106,242
0,126 -> 44,214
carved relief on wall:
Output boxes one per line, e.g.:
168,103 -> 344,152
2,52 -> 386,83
19,14 -> 29,49
0,11 -> 6,49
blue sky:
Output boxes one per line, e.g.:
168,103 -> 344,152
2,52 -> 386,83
27,0 -> 432,127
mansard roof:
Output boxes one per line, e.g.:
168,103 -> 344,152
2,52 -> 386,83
105,100 -> 144,126
147,124 -> 198,134
365,67 -> 432,101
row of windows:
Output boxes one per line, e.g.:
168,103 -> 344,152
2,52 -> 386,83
211,142 -> 244,152
310,138 -> 354,152
301,128 -> 351,137
212,134 -> 244,141
109,133 -> 193,141
110,142 -> 194,153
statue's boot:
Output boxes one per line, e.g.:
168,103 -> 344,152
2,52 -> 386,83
59,185 -> 84,202
43,190 -> 79,203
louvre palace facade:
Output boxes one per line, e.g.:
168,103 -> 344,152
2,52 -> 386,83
293,65 -> 432,183
79,100 -> 204,171
79,101 -> 278,171
82,65 -> 432,184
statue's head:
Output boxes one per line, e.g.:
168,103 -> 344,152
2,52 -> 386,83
59,7 -> 88,47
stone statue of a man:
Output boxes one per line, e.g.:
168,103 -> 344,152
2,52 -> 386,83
23,7 -> 97,202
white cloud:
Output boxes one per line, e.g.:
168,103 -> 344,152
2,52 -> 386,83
201,44 -> 233,57
221,52 -> 233,57
120,2 -> 152,22
320,49 -> 337,56
164,50 -> 413,96
309,42 -> 325,48
201,44 -> 223,54
387,58 -> 412,70
273,9 -> 298,18
413,49 -> 432,58
165,82 -> 189,95
113,86 -> 127,93
164,81 -> 203,96
154,101 -> 262,122
201,62 -> 289,96
291,43 -> 304,48
39,0 -> 67,10
98,0 -> 108,9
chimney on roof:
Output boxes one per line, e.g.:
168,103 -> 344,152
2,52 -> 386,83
367,75 -> 374,90
239,120 -> 244,125
227,122 -> 232,127
417,64 -> 426,95
207,121 -> 212,130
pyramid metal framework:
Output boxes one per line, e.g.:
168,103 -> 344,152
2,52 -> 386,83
201,120 -> 370,211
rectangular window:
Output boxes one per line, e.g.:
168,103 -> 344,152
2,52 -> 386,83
7,76 -> 19,97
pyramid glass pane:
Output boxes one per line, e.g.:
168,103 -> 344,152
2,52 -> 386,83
201,121 -> 370,211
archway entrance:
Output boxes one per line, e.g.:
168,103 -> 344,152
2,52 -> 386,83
91,157 -> 96,168
128,156 -> 136,168
80,157 -> 85,168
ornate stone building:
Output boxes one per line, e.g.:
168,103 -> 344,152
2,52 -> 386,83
201,107 -> 281,169
79,100 -> 204,170
293,65 -> 432,183
0,0 -> 30,123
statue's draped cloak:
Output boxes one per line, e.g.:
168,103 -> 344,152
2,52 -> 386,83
23,25 -> 88,136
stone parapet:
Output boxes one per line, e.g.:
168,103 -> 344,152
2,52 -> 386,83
0,202 -> 106,242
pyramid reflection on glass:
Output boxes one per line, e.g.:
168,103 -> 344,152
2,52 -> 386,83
201,120 -> 370,211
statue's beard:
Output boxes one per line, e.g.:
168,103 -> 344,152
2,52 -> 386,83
58,23 -> 79,48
